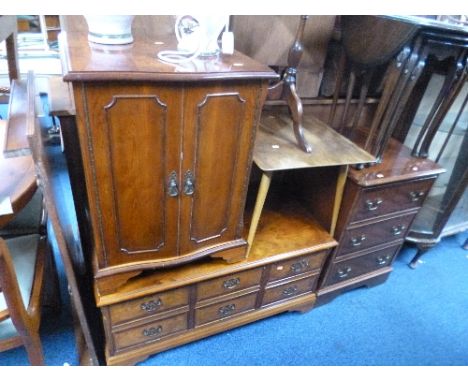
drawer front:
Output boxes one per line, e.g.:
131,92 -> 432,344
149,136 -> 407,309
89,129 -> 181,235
323,244 -> 401,287
268,251 -> 327,283
351,178 -> 434,223
195,292 -> 257,326
338,213 -> 415,256
197,268 -> 262,301
109,287 -> 189,325
262,274 -> 319,307
113,312 -> 188,351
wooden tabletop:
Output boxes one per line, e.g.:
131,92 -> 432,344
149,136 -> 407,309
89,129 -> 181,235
0,120 -> 37,227
59,29 -> 278,83
253,108 -> 376,172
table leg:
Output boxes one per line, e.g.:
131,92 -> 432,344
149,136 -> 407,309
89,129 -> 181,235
330,165 -> 348,237
247,171 -> 273,255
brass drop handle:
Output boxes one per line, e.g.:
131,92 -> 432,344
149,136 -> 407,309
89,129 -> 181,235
223,277 -> 240,290
365,198 -> 383,211
409,191 -> 425,202
290,259 -> 309,274
140,298 -> 162,313
350,234 -> 366,247
282,285 -> 298,297
337,266 -> 352,279
168,171 -> 179,197
142,326 -> 162,337
391,225 -> 406,236
218,303 -> 236,317
376,255 -> 391,266
184,170 -> 195,196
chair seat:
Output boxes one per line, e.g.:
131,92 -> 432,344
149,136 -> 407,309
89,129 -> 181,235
0,234 -> 40,340
0,190 -> 43,237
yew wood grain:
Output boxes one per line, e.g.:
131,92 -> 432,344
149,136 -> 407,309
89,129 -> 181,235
60,31 -> 278,83
97,200 -> 336,306
73,82 -> 182,269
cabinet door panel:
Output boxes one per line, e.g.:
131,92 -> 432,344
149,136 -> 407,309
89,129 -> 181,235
180,82 -> 263,255
78,83 -> 182,267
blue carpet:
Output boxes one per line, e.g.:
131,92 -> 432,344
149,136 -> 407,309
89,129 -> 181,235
1,230 -> 467,366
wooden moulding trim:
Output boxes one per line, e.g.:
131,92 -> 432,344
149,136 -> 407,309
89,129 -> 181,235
62,71 -> 279,83
317,267 -> 392,296
95,239 -> 248,279
104,292 -> 316,365
96,244 -> 336,307
351,172 -> 445,188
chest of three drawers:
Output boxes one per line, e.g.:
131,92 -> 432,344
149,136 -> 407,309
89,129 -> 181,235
317,143 -> 444,305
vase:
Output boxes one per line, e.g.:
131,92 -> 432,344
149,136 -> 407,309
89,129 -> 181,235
84,15 -> 135,45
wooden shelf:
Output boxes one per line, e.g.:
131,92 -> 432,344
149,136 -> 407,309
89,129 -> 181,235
253,109 -> 375,172
246,199 -> 337,259
97,199 -> 336,307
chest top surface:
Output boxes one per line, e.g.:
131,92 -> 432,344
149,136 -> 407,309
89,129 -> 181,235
59,30 -> 278,83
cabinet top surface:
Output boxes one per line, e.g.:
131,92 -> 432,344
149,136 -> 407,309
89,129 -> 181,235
59,31 -> 278,82
348,135 -> 445,187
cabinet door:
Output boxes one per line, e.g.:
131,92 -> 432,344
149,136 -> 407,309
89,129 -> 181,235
179,82 -> 263,257
76,83 -> 182,268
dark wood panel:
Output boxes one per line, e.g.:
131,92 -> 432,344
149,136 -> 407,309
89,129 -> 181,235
112,312 -> 189,351
338,213 -> 415,256
109,287 -> 189,326
322,243 -> 401,287
350,178 -> 435,223
262,274 -> 318,306
268,252 -> 326,283
197,268 -> 262,302
189,92 -> 245,244
195,291 -> 257,326
105,95 -> 169,254
75,82 -> 182,268
179,82 -> 264,260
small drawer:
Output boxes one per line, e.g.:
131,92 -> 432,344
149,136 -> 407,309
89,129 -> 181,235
195,292 -> 257,326
322,244 -> 401,287
338,213 -> 415,256
112,312 -> 188,351
262,274 -> 319,307
268,251 -> 327,283
109,287 -> 189,326
351,178 -> 434,223
197,268 -> 262,301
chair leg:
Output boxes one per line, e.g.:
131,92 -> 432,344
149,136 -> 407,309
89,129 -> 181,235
24,331 -> 45,365
42,241 -> 62,314
409,243 -> 433,269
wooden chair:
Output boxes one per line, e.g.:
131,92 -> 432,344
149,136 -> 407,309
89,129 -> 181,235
0,234 -> 47,365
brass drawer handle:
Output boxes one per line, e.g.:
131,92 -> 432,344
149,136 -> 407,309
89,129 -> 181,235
409,190 -> 425,202
142,325 -> 162,337
140,298 -> 162,313
168,171 -> 179,197
391,225 -> 406,236
290,259 -> 309,274
337,266 -> 352,279
365,198 -> 383,211
223,277 -> 240,290
350,234 -> 366,247
376,254 -> 392,266
218,303 -> 236,317
183,170 -> 195,196
282,285 -> 298,297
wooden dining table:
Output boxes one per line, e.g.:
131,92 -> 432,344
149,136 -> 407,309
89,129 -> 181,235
0,120 -> 37,228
